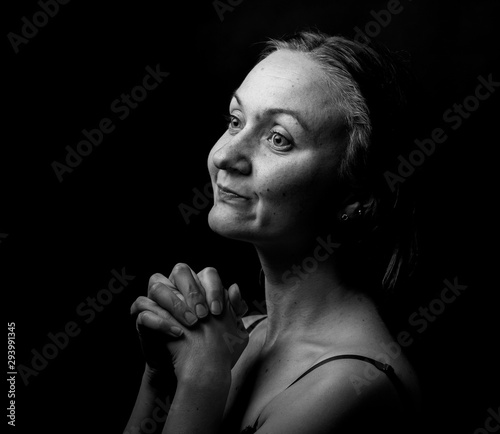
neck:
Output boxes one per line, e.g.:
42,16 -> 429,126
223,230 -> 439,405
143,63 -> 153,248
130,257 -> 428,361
254,235 -> 375,353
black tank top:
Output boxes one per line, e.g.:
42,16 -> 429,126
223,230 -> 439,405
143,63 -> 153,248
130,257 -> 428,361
232,316 -> 412,434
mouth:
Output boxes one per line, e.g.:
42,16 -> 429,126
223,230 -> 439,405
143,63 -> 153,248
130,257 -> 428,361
217,184 -> 249,200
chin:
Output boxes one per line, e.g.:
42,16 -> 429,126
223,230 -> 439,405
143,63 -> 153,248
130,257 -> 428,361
207,206 -> 254,242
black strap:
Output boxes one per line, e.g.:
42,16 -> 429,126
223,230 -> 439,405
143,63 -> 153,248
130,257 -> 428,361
287,354 -> 394,388
245,315 -> 267,334
286,354 -> 411,411
240,424 -> 258,434
240,318 -> 412,433
244,316 -> 406,399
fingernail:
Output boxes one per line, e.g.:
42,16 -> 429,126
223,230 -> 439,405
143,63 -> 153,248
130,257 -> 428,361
170,327 -> 183,337
184,311 -> 197,325
211,300 -> 222,315
195,303 -> 208,318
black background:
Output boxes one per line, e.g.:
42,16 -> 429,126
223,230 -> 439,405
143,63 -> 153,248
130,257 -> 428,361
4,0 -> 499,433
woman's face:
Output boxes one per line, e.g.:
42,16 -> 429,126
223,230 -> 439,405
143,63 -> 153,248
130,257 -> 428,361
208,49 -> 346,249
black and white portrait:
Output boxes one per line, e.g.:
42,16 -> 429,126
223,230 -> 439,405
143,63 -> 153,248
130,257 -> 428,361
5,1 -> 499,433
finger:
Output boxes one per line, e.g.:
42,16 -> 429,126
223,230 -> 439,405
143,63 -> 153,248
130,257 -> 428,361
224,296 -> 248,337
131,296 -> 185,335
197,267 -> 225,316
228,283 -> 248,317
148,281 -> 199,327
149,273 -> 185,303
137,310 -> 184,338
189,268 -> 206,298
169,263 -> 209,319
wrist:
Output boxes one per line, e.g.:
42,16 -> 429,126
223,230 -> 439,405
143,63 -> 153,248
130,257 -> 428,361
177,364 -> 231,390
164,369 -> 231,434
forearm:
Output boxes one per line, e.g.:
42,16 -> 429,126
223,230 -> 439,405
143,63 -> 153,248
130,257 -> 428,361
162,370 -> 231,434
124,368 -> 177,434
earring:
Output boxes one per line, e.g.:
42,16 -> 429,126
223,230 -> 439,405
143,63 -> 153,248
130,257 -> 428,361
341,213 -> 349,221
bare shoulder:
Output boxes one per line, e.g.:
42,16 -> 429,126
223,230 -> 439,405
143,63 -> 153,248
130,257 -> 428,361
255,357 -> 419,434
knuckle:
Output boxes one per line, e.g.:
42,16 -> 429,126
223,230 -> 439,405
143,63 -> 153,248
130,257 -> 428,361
138,311 -> 150,322
156,317 -> 168,331
148,273 -> 163,287
171,296 -> 185,312
150,272 -> 164,281
173,263 -> 189,273
148,282 -> 164,298
131,296 -> 147,314
199,268 -> 222,297
185,282 -> 203,300
135,296 -> 149,307
199,266 -> 218,277
186,290 -> 201,301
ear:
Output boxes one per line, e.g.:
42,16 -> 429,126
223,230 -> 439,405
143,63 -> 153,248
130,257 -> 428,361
337,194 -> 375,221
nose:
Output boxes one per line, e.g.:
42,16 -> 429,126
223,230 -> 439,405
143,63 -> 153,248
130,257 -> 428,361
212,131 -> 252,175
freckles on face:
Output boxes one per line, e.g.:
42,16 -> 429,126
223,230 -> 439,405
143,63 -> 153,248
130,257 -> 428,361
252,151 -> 336,235
207,50 -> 345,243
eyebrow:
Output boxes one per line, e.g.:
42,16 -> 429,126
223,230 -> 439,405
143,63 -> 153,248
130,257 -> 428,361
231,91 -> 311,132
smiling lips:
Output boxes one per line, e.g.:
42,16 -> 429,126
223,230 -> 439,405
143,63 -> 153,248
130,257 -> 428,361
217,184 -> 249,200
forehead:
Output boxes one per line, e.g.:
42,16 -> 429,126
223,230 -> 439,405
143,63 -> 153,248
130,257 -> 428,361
235,50 -> 342,135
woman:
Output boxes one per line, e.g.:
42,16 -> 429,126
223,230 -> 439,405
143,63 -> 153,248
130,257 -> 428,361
125,30 -> 421,433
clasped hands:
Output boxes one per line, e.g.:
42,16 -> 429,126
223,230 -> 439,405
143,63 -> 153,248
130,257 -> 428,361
131,263 -> 250,385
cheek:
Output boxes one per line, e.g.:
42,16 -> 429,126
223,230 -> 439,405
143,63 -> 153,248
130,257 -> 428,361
257,163 -> 330,217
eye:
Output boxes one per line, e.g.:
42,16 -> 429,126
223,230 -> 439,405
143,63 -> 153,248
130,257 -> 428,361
267,130 -> 292,150
225,114 -> 242,132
